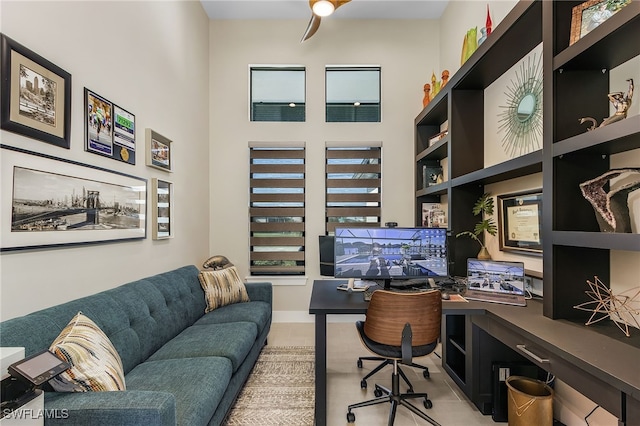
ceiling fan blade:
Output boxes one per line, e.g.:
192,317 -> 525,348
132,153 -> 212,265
301,14 -> 321,43
335,0 -> 351,11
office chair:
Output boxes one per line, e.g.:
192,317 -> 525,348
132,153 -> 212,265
347,289 -> 442,426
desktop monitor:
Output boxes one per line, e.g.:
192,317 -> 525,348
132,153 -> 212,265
334,227 -> 448,289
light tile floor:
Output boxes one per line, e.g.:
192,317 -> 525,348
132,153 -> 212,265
268,322 -> 498,426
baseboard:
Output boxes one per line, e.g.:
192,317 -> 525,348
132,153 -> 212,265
273,311 -> 365,323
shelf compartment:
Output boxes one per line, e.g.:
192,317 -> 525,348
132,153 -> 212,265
415,89 -> 448,126
553,231 -> 640,251
553,1 -> 640,72
416,136 -> 448,162
451,0 -> 542,90
553,115 -> 640,157
450,150 -> 542,188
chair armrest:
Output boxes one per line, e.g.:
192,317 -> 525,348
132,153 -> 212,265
245,282 -> 272,305
43,390 -> 176,426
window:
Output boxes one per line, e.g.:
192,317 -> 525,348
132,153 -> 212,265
326,67 -> 381,122
325,144 -> 381,234
250,67 -> 305,122
249,144 -> 305,275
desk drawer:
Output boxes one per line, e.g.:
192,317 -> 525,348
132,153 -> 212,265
472,314 -> 622,419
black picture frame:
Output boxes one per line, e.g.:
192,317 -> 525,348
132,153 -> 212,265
0,34 -> 71,149
1,144 -> 146,251
498,190 -> 543,254
84,87 -> 136,164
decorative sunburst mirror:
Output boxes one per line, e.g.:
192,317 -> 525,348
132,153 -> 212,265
497,53 -> 543,157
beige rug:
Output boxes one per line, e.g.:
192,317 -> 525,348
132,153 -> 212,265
224,346 -> 315,426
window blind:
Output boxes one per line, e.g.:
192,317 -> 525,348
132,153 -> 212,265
325,146 -> 381,235
249,146 -> 305,275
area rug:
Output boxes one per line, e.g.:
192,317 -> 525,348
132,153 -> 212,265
224,346 -> 315,426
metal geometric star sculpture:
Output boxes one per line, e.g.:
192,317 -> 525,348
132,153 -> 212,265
573,276 -> 640,337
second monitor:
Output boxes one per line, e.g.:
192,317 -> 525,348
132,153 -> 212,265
334,227 -> 448,289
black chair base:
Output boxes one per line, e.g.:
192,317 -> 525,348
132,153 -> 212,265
357,356 -> 430,391
347,365 -> 441,426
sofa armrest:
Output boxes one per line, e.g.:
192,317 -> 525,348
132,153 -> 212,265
43,390 -> 176,426
245,282 -> 272,305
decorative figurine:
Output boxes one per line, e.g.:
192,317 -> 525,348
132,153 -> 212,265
422,83 -> 431,108
478,27 -> 488,45
579,78 -> 634,130
441,70 -> 450,88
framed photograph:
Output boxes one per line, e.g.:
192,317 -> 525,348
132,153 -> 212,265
569,0 -> 631,45
1,144 -> 146,251
151,178 -> 173,240
498,190 -> 542,254
0,34 -> 71,149
146,128 -> 172,172
85,88 -> 136,164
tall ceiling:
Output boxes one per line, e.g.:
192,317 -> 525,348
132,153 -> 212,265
200,0 -> 449,20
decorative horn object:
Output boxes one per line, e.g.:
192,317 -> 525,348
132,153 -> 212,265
579,168 -> 640,233
301,0 -> 351,42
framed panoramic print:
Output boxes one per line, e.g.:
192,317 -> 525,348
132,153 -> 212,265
497,190 -> 543,254
151,178 -> 173,240
145,128 -> 172,172
0,145 -> 146,251
84,88 -> 136,164
0,34 -> 71,149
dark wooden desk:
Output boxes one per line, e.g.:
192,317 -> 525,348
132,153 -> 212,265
308,280 -> 640,426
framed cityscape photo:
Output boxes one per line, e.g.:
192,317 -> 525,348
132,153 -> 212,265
1,144 -> 146,251
151,178 -> 173,240
0,34 -> 71,149
145,128 -> 172,172
498,190 -> 542,254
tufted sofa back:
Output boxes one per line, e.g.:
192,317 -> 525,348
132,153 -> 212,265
0,265 -> 206,374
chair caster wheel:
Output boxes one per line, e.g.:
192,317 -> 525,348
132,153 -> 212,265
423,370 -> 430,379
360,379 -> 367,389
424,399 -> 433,409
347,412 -> 355,423
357,359 -> 363,368
374,388 -> 383,397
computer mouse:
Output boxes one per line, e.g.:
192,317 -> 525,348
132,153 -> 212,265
441,291 -> 450,300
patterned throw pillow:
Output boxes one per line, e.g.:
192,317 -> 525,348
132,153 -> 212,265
198,266 -> 250,313
49,312 -> 126,392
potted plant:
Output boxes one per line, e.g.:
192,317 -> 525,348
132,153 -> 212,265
456,193 -> 497,260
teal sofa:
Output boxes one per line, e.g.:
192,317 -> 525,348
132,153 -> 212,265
0,265 -> 272,426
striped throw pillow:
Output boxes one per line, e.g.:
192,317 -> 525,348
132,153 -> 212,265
198,266 -> 250,313
49,312 -> 126,392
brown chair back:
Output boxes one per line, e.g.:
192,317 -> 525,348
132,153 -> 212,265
364,290 -> 441,347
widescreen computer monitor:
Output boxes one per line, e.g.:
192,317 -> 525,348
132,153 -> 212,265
334,227 -> 448,289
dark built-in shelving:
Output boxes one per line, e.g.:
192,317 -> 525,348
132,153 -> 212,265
416,1 -> 640,416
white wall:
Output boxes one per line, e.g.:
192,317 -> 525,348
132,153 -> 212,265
0,1 -> 211,321
209,18 -> 439,315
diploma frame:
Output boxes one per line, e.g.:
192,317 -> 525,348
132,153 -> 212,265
498,190 -> 543,254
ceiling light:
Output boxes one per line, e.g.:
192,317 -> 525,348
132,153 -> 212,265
312,1 -> 335,17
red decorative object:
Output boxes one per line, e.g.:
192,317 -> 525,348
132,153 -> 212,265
486,4 -> 493,36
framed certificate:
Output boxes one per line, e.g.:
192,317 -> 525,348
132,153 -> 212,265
498,190 -> 542,254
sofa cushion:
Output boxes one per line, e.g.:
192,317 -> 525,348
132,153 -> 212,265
198,267 -> 249,313
194,301 -> 271,335
49,312 -> 126,392
146,322 -> 257,372
126,357 -> 232,426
